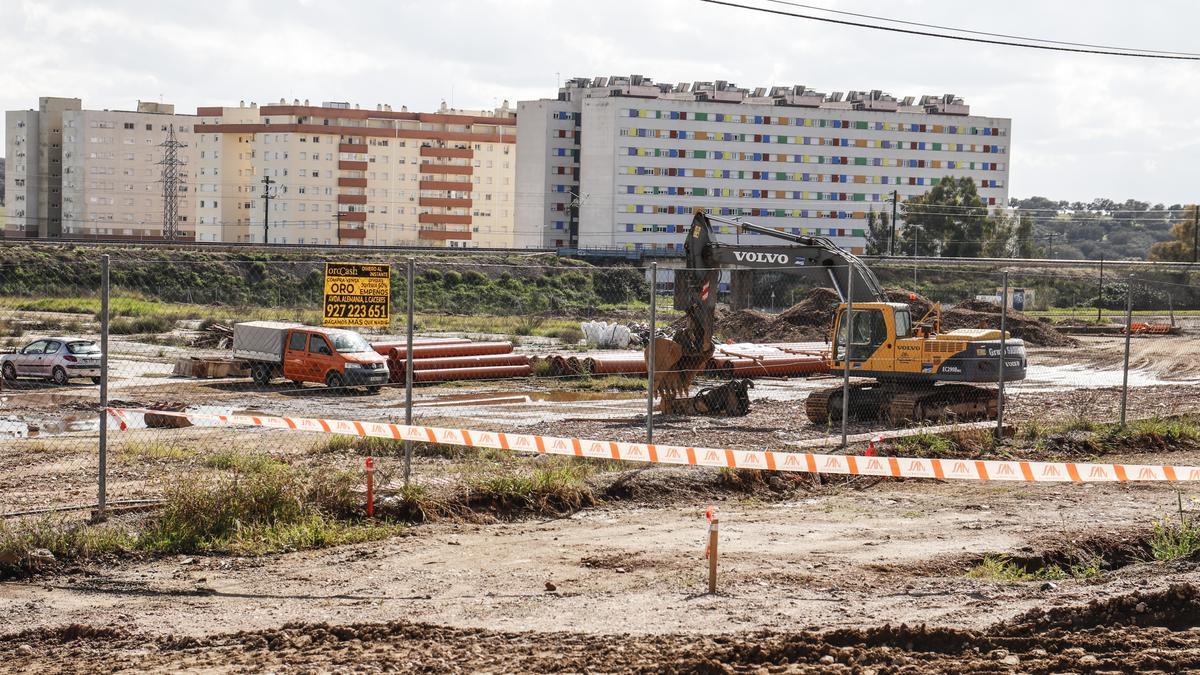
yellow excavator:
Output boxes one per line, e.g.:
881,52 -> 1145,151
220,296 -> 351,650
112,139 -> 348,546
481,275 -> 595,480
650,212 -> 1027,425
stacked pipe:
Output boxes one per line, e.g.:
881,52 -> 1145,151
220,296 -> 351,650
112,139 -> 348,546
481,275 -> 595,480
708,343 -> 829,378
372,340 -> 530,383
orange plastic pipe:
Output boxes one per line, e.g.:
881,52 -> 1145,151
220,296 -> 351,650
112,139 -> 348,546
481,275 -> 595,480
407,354 -> 529,371
412,364 -> 533,382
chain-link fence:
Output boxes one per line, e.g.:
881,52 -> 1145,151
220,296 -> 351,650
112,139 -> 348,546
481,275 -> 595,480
2,250 -> 1200,525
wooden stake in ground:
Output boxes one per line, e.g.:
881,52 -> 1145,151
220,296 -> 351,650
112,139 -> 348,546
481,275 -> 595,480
365,456 -> 375,518
706,506 -> 719,594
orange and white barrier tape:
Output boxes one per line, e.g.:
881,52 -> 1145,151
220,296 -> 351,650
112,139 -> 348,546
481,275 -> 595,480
108,407 -> 1198,483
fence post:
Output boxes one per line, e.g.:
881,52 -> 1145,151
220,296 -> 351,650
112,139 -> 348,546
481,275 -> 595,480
996,270 -> 1008,440
841,269 -> 854,449
404,257 -> 415,485
97,254 -> 110,519
647,262 -> 657,444
1120,275 -> 1133,427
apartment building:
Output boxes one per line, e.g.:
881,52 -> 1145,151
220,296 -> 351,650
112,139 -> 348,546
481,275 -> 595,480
191,100 -> 517,247
516,76 -> 1011,254
4,98 -> 197,240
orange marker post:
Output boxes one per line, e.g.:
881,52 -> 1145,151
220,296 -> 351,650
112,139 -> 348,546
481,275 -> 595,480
365,456 -> 375,518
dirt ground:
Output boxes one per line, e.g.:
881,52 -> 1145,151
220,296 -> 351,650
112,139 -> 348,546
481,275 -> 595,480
4,330 -> 1200,671
4,467 -> 1200,672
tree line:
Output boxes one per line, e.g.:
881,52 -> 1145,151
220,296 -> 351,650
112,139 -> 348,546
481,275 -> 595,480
863,176 -> 1196,261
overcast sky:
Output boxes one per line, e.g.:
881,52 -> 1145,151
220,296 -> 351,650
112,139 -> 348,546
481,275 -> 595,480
3,0 -> 1198,204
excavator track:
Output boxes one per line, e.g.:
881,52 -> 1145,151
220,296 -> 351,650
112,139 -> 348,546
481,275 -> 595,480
886,384 -> 998,425
805,382 -> 999,426
804,383 -> 890,424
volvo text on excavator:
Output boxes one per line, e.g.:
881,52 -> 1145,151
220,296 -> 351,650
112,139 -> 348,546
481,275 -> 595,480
649,212 -> 1027,425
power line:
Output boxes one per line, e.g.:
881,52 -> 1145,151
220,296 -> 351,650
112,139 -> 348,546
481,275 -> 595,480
760,0 -> 1200,57
701,0 -> 1200,60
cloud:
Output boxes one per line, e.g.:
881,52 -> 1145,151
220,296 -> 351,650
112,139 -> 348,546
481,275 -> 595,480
3,0 -> 1198,203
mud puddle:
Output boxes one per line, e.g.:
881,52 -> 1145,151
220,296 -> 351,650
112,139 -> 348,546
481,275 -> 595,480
0,404 -> 261,438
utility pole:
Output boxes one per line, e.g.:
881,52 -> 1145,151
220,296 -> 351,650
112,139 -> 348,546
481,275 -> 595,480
1097,255 -> 1104,322
889,189 -> 898,256
157,125 -> 186,241
261,175 -> 276,244
1192,204 -> 1198,263
1045,232 -> 1057,258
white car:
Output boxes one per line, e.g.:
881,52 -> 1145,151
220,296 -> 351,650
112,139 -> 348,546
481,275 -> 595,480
1,337 -> 102,385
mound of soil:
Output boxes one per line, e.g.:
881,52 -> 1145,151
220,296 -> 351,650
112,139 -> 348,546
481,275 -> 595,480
943,300 -> 1078,347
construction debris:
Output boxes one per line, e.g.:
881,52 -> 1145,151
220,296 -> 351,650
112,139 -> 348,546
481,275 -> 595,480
191,323 -> 233,349
171,357 -> 250,379
942,300 -> 1078,347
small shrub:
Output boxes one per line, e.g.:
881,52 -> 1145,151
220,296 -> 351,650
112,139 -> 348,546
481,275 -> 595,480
121,442 -> 193,461
202,450 -> 286,474
109,315 -> 173,335
552,326 -> 584,344
1149,515 -> 1200,561
513,315 -> 546,336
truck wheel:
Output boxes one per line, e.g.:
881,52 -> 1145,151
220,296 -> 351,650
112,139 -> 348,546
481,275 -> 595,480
365,385 -> 382,394
325,371 -> 345,394
2,363 -> 16,382
91,377 -> 102,385
290,380 -> 305,390
251,363 -> 272,386
51,367 -> 69,386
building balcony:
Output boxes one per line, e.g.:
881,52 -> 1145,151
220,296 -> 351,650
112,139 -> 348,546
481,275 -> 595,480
337,177 -> 367,188
420,146 -> 472,159
337,194 -> 367,205
418,180 -> 469,191
338,143 -> 368,153
419,213 -> 471,225
337,211 -> 367,222
418,229 -> 471,241
338,160 -> 368,171
338,227 -> 367,239
419,197 -> 471,208
418,162 -> 472,175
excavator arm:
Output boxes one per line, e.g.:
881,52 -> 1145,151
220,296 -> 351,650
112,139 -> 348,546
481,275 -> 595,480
652,211 -> 884,415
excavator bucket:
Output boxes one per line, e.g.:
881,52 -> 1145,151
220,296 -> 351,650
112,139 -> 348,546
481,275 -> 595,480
652,337 -> 683,378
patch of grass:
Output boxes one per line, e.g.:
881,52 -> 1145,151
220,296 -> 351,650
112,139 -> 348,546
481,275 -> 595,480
467,462 -> 595,516
312,436 -> 479,460
0,517 -> 132,577
201,450 -> 286,474
1149,515 -> 1200,561
892,431 -> 956,457
967,554 -> 1067,582
409,313 -> 580,338
966,553 -> 1104,582
550,326 -> 584,344
120,442 -> 193,461
571,375 -> 647,392
139,467 -> 393,555
109,315 -> 173,335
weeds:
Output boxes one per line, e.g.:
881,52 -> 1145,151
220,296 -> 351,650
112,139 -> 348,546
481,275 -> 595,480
109,315 -> 173,335
1150,494 -> 1200,560
120,442 -> 193,462
467,462 -> 595,516
201,450 -> 286,474
0,517 -> 132,577
139,467 -> 388,555
967,555 -> 1071,582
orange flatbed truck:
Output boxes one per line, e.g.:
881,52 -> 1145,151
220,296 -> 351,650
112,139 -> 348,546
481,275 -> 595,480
233,321 -> 389,393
